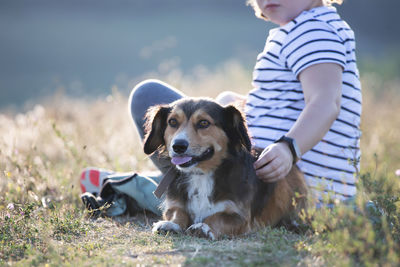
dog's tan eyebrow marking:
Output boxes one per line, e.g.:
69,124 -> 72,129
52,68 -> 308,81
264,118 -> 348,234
191,109 -> 215,125
168,108 -> 186,122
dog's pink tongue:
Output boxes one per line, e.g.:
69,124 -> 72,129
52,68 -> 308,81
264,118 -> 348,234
171,156 -> 192,165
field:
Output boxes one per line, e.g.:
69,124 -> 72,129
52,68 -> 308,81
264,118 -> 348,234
1,62 -> 400,266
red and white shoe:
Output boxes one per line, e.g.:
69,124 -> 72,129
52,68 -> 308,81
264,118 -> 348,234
80,167 -> 115,195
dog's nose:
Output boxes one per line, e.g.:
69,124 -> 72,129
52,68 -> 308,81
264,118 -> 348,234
172,139 -> 188,154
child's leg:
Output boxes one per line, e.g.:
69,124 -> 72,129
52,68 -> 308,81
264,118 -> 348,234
81,80 -> 185,217
113,80 -> 184,214
129,79 -> 185,173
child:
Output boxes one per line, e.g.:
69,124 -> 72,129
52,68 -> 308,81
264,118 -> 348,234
81,0 -> 361,216
245,0 -> 361,204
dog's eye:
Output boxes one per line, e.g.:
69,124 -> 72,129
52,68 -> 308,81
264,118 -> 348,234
197,120 -> 210,129
168,118 -> 178,127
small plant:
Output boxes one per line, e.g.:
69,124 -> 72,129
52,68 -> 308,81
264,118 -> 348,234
298,167 -> 400,266
50,207 -> 88,242
0,203 -> 46,262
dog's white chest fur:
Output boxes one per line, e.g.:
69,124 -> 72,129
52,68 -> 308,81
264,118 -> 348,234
187,173 -> 226,224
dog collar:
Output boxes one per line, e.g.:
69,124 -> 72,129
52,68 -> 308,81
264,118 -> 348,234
153,167 -> 177,199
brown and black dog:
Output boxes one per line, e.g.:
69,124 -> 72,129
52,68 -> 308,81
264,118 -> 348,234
143,97 -> 307,240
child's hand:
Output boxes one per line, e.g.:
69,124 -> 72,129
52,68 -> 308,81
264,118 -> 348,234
253,143 -> 293,183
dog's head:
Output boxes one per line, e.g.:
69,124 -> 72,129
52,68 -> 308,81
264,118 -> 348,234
143,98 -> 251,173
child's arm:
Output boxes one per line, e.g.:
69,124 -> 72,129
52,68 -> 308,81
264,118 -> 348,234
254,63 -> 342,183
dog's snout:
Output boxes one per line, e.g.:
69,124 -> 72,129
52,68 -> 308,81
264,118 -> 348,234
172,139 -> 189,154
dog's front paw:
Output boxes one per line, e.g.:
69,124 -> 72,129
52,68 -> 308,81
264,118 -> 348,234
152,221 -> 182,235
186,223 -> 215,240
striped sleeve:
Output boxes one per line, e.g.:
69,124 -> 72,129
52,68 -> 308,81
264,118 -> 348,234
281,20 -> 346,76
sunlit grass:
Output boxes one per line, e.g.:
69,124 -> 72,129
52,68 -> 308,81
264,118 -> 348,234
1,62 -> 399,266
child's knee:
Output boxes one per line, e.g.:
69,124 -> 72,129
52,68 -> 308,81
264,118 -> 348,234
129,79 -> 164,107
216,91 -> 245,106
129,79 -> 167,118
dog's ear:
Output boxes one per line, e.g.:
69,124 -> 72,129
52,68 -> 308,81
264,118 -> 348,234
143,105 -> 171,155
223,105 -> 252,152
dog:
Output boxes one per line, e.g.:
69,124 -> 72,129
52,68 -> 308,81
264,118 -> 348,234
143,97 -> 307,240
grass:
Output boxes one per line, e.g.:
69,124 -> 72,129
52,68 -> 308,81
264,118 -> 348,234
1,62 -> 400,266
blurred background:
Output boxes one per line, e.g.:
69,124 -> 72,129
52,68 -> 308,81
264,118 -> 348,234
1,0 -> 399,111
